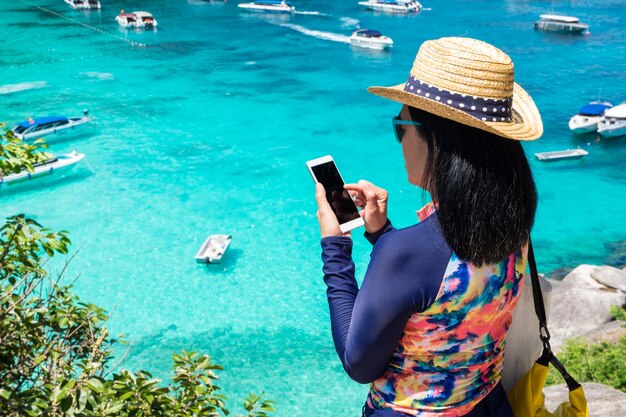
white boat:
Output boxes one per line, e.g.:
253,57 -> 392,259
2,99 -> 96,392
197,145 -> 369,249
195,234 -> 232,264
568,101 -> 613,134
535,149 -> 588,162
65,0 -> 101,10
133,11 -> 158,29
349,29 -> 393,50
238,0 -> 296,13
598,103 -> 626,138
357,0 -> 422,14
11,113 -> 92,142
115,12 -> 142,28
534,14 -> 589,34
0,151 -> 85,185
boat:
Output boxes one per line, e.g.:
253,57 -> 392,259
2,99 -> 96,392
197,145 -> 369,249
64,0 -> 101,9
534,14 -> 589,34
535,149 -> 588,162
195,234 -> 232,264
0,151 -> 85,185
597,103 -> 626,138
115,12 -> 142,28
357,0 -> 422,14
349,29 -> 394,50
568,101 -> 613,134
11,112 -> 92,142
237,0 -> 296,13
133,11 -> 158,29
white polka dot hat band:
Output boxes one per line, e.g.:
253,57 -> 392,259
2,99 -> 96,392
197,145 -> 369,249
368,37 -> 543,141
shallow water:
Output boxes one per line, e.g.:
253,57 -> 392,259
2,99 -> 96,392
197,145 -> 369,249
1,0 -> 625,415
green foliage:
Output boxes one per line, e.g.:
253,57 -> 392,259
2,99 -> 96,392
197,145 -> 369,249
0,213 -> 276,417
609,304 -> 626,323
0,124 -> 50,177
546,336 -> 626,392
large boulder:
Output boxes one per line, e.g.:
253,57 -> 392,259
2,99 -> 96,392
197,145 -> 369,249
578,320 -> 626,346
591,266 -> 626,292
549,265 -> 625,348
544,382 -> 626,417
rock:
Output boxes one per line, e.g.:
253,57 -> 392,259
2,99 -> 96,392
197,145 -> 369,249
591,266 -> 626,292
548,265 -> 626,348
576,320 -> 626,347
544,382 -> 626,417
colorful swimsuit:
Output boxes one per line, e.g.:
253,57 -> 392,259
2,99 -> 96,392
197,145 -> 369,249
321,204 -> 527,416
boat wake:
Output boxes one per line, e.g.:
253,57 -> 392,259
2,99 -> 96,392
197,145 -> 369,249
79,71 -> 115,80
294,10 -> 330,16
279,23 -> 350,44
0,81 -> 48,95
340,17 -> 360,28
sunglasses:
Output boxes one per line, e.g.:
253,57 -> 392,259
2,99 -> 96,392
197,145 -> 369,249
392,114 -> 422,143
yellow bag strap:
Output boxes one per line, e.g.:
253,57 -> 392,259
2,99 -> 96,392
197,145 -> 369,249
528,239 -> 581,391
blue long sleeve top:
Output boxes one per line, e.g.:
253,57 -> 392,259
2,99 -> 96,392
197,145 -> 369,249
321,214 -> 452,384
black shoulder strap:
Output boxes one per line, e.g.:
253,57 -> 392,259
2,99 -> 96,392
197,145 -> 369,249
528,238 -> 581,391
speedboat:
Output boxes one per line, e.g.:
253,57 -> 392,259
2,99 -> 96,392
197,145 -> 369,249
115,12 -> 142,28
534,14 -> 589,34
133,11 -> 158,29
195,234 -> 232,264
598,103 -> 626,138
357,0 -> 422,14
0,151 -> 85,186
237,0 -> 296,14
65,0 -> 101,9
349,29 -> 393,50
11,112 -> 92,142
568,101 -> 613,134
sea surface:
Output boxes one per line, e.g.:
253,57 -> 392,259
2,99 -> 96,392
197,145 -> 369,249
1,0 -> 625,415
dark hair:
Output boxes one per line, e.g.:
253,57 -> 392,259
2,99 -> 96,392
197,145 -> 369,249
408,106 -> 537,266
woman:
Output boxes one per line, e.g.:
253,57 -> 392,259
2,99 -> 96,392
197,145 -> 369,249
314,37 -> 542,417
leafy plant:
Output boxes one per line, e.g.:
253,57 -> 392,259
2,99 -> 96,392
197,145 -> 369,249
609,304 -> 626,323
0,124 -> 49,177
546,336 -> 626,392
0,212 -> 276,416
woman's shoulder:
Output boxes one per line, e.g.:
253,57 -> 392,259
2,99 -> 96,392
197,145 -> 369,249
376,214 -> 451,260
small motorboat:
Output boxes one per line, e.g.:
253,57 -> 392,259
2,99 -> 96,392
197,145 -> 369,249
133,11 -> 158,29
534,14 -> 589,34
116,11 -> 141,28
195,234 -> 232,263
535,149 -> 588,162
237,0 -> 296,14
0,151 -> 85,186
357,0 -> 422,14
597,103 -> 626,138
350,29 -> 393,50
11,112 -> 92,142
65,0 -> 101,9
568,101 -> 613,134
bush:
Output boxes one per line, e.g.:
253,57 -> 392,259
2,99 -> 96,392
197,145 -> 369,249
546,336 -> 626,392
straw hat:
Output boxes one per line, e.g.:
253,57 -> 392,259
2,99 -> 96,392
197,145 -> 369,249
368,37 -> 543,141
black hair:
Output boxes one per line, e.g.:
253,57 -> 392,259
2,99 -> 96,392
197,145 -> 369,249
408,106 -> 537,266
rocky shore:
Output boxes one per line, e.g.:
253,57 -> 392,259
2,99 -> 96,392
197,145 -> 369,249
529,264 -> 626,416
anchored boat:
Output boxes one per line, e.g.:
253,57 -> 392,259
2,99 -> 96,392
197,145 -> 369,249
0,151 -> 85,185
195,234 -> 232,264
568,101 -> 613,134
237,0 -> 296,14
357,0 -> 422,14
534,14 -> 589,34
598,103 -> 626,138
535,149 -> 588,162
11,113 -> 92,142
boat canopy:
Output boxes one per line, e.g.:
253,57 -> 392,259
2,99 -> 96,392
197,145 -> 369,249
17,116 -> 68,129
356,29 -> 382,37
539,14 -> 580,23
579,103 -> 612,116
255,0 -> 289,4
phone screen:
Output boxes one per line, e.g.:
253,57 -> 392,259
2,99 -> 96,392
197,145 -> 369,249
311,161 -> 360,224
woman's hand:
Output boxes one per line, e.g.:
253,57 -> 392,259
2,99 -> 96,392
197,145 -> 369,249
315,183 -> 350,238
344,180 -> 388,234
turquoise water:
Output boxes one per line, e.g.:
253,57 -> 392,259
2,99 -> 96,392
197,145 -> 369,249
1,0 -> 625,415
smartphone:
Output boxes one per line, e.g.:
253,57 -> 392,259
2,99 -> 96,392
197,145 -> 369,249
306,155 -> 364,233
